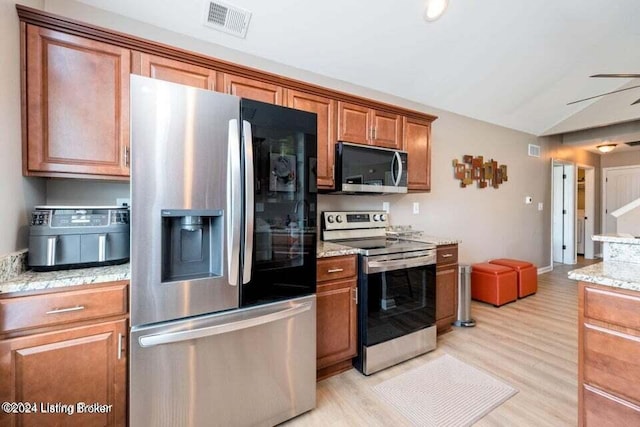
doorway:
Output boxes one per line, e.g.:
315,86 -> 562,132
576,165 -> 595,259
552,160 -> 576,265
602,166 -> 640,234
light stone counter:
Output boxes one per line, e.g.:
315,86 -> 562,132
592,233 -> 640,265
317,241 -> 361,258
0,263 -> 130,295
592,233 -> 640,245
404,235 -> 461,246
568,261 -> 640,292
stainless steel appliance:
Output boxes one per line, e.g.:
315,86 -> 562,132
130,75 -> 317,426
28,206 -> 129,271
323,211 -> 436,375
332,142 -> 408,194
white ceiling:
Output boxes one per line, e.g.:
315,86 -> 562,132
76,0 -> 640,136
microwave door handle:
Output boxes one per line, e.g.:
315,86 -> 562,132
393,151 -> 403,187
227,119 -> 241,286
242,120 -> 254,285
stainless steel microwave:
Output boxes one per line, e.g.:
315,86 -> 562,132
333,142 -> 408,194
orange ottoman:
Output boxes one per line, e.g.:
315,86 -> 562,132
489,258 -> 538,298
471,263 -> 517,307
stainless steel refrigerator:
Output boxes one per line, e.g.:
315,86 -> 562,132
129,75 -> 317,426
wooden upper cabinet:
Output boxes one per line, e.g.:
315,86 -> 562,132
132,52 -> 216,90
403,117 -> 432,191
221,74 -> 283,105
371,111 -> 402,149
337,102 -> 402,149
337,102 -> 370,145
24,25 -> 130,178
287,90 -> 336,189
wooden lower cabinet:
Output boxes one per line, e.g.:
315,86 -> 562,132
435,244 -> 458,334
0,319 -> 127,427
0,281 -> 129,427
316,255 -> 357,380
579,281 -> 640,426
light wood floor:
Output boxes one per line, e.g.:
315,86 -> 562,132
285,257 -> 600,426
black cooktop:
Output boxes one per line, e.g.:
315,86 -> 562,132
336,238 -> 435,256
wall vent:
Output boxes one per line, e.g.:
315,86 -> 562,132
625,140 -> 640,147
203,1 -> 251,38
528,144 -> 541,157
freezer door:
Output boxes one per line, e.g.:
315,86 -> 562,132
131,75 -> 242,326
130,295 -> 316,427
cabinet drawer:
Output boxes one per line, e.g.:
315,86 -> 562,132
0,282 -> 128,334
317,256 -> 357,282
583,385 -> 640,426
584,286 -> 640,330
436,245 -> 458,265
583,323 -> 640,405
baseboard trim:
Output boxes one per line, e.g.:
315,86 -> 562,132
538,265 -> 553,274
595,253 -> 602,258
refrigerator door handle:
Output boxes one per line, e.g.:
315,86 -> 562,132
138,301 -> 312,347
242,120 -> 254,284
228,119 -> 241,286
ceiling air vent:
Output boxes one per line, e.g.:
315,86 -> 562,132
625,141 -> 640,147
203,1 -> 251,38
528,144 -> 541,158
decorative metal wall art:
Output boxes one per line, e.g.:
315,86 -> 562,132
452,155 -> 508,188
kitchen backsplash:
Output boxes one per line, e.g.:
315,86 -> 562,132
0,249 -> 27,282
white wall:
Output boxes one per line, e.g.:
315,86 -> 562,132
0,0 -> 46,257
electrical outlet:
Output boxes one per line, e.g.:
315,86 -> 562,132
538,202 -> 544,211
116,198 -> 130,207
413,202 -> 420,214
382,202 -> 390,213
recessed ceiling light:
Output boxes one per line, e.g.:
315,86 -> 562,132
596,143 -> 617,153
424,0 -> 449,22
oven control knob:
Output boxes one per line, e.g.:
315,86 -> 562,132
373,214 -> 380,221
336,215 -> 343,223
327,215 -> 334,223
380,214 -> 386,222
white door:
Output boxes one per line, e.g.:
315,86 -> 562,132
604,167 -> 640,234
552,162 -> 576,264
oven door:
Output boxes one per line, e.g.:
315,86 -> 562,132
360,255 -> 436,347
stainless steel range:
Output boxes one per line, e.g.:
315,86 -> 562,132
323,211 -> 437,375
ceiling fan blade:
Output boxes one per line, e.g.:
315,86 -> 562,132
567,84 -> 640,105
632,97 -> 640,106
591,74 -> 640,78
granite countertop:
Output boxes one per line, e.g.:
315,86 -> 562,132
0,263 -> 130,295
317,241 -> 361,258
405,235 -> 462,246
592,233 -> 640,245
568,261 -> 640,292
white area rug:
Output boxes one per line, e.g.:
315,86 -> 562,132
373,354 -> 517,427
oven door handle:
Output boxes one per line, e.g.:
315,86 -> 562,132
365,255 -> 435,274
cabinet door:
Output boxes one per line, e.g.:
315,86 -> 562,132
287,90 -> 336,189
337,102 -> 370,145
436,265 -> 457,333
316,278 -> 357,369
133,52 -> 216,90
403,117 -> 432,191
221,74 -> 283,105
0,319 -> 127,427
372,111 -> 402,149
25,25 -> 130,178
